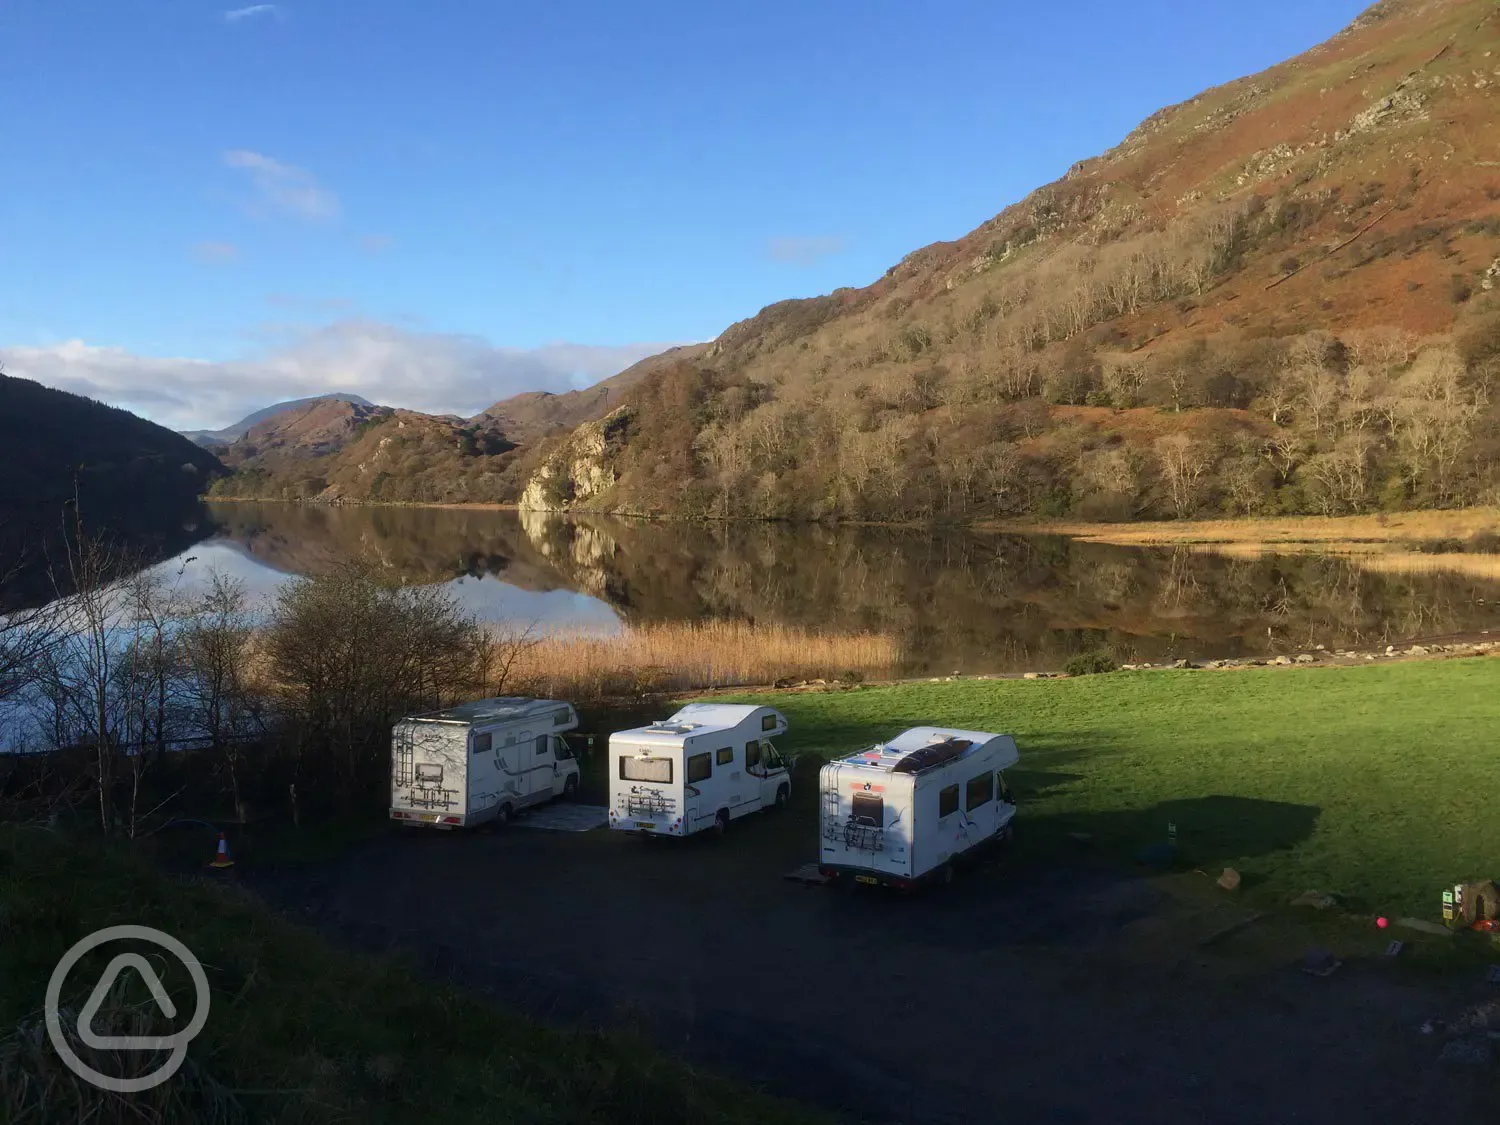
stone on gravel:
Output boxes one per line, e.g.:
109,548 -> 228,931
1291,890 -> 1340,911
1217,867 -> 1242,891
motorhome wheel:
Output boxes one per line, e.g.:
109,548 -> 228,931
714,809 -> 730,835
496,803 -> 513,826
940,864 -> 955,886
774,784 -> 789,811
563,774 -> 579,799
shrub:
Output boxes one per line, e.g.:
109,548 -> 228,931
1064,651 -> 1119,676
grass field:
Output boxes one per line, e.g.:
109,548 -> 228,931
719,657 -> 1500,918
0,827 -> 824,1125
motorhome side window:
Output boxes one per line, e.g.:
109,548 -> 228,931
686,752 -> 712,783
472,732 -> 492,755
965,771 -> 994,811
761,713 -> 778,732
850,793 -> 883,827
938,784 -> 960,818
553,709 -> 570,727
620,756 -> 672,783
715,747 -> 734,766
535,735 -> 550,756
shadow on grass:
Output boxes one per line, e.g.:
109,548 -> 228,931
1022,794 -> 1322,873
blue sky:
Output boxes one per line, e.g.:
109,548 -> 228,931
0,0 -> 1373,428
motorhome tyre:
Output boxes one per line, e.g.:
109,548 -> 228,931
496,803 -> 513,827
714,809 -> 730,835
775,784 -> 789,811
562,774 -> 579,799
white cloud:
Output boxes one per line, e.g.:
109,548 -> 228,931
193,241 -> 239,264
767,235 -> 846,266
224,5 -> 277,22
0,322 -> 681,432
224,150 -> 339,221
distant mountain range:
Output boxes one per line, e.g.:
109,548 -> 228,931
203,346 -> 707,504
181,393 -> 374,448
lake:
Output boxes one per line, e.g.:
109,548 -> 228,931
129,502 -> 1500,675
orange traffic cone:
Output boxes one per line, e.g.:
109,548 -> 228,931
209,832 -> 234,869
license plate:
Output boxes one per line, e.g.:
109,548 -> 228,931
855,874 -> 878,885
637,822 -> 655,830
419,813 -> 438,823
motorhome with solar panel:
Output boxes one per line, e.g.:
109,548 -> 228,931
608,703 -> 791,837
818,726 -> 1018,887
390,697 -> 581,828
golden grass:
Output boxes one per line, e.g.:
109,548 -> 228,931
988,507 -> 1500,549
1344,552 -> 1500,580
503,621 -> 899,699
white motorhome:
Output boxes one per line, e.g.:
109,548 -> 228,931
390,697 -> 582,828
608,703 -> 791,837
818,726 -> 1018,888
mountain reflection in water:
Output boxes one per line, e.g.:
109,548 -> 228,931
152,502 -> 1500,676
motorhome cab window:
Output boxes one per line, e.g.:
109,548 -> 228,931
715,747 -> 734,766
965,771 -> 994,811
938,783 -> 960,818
620,756 -> 672,783
472,732 -> 492,755
554,737 -> 574,760
850,793 -> 884,827
761,713 -> 778,732
997,771 -> 1011,801
686,752 -> 712,783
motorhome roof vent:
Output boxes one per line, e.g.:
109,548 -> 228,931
891,738 -> 973,774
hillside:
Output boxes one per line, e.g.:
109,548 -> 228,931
208,397 -> 526,504
0,373 -> 226,601
522,0 -> 1500,523
211,346 -> 709,503
181,393 -> 374,448
478,344 -> 709,443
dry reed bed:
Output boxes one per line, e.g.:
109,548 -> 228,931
993,508 -> 1500,550
504,621 -> 899,698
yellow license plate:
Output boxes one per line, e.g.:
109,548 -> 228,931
638,822 -> 655,830
855,875 -> 878,885
419,813 -> 438,823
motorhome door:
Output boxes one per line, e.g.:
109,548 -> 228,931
746,739 -> 788,807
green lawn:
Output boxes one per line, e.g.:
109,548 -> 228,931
724,658 -> 1500,916
0,827 -> 825,1125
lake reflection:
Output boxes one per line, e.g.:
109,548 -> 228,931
155,502 -> 1500,675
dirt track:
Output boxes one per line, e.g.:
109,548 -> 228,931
248,786 -> 1497,1124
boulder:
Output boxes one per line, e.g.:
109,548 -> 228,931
1217,867 -> 1242,891
1295,654 -> 1316,663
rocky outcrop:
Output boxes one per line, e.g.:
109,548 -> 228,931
518,407 -> 632,513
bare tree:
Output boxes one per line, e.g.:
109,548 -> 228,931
0,533 -> 61,710
1155,434 -> 1213,519
181,571 -> 262,822
44,502 -> 138,834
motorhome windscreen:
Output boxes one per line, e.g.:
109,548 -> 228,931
620,756 -> 673,783
850,793 -> 884,826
